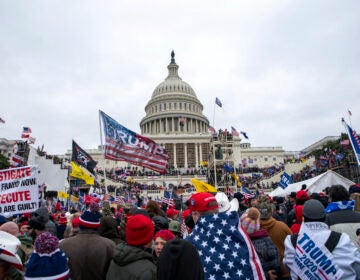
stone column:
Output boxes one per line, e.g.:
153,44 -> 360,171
172,118 -> 175,133
199,143 -> 203,162
184,143 -> 188,168
173,143 -> 177,168
195,143 -> 199,168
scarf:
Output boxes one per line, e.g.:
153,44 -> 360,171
325,200 -> 355,213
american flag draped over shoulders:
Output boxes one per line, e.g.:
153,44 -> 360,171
186,211 -> 265,280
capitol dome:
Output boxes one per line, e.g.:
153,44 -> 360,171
140,51 -> 210,135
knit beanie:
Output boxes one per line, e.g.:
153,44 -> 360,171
240,207 -> 261,234
79,202 -> 102,229
302,199 -> 325,220
126,214 -> 154,246
25,232 -> 69,280
154,229 -> 175,241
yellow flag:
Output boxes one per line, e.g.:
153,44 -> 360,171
70,162 -> 95,185
300,157 -> 306,163
70,195 -> 79,203
191,179 -> 217,193
58,191 -> 69,199
200,161 -> 208,166
231,173 -> 239,182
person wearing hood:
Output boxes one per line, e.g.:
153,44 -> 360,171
106,214 -> 156,280
240,207 -> 281,280
98,215 -> 122,244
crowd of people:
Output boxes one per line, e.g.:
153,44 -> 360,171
1,182 -> 360,279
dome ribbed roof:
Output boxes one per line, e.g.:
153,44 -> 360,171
151,51 -> 197,98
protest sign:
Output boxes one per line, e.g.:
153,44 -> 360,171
0,166 -> 39,215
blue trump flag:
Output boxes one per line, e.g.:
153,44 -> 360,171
279,172 -> 293,189
343,120 -> 360,166
100,110 -> 169,174
186,211 -> 265,279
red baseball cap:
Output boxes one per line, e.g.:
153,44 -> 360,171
296,190 -> 309,201
166,207 -> 179,218
187,192 -> 218,213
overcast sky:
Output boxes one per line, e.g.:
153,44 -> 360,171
1,1 -> 359,155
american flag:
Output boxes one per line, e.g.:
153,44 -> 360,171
241,186 -> 255,200
21,127 -> 32,139
215,97 -> 222,108
186,211 -> 265,279
208,126 -> 216,134
100,111 -> 169,174
10,154 -> 23,168
231,126 -> 239,137
179,116 -> 186,123
240,131 -> 249,139
161,190 -> 174,207
114,196 -> 125,205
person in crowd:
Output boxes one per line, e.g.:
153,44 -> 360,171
166,207 -> 179,221
60,202 -> 115,280
284,199 -> 360,280
285,192 -> 296,226
272,196 -> 287,224
146,201 -> 163,218
233,192 -> 248,215
25,232 -> 69,279
157,238 -> 204,280
56,213 -> 68,240
106,214 -> 156,280
153,229 -> 175,258
152,215 -> 169,234
0,222 -> 19,236
28,206 -> 56,240
0,231 -> 23,280
325,184 -> 360,248
286,190 -> 309,230
168,220 -> 181,238
257,200 -> 292,279
186,192 -> 266,279
98,215 -> 122,244
0,215 -> 8,226
240,207 -> 280,280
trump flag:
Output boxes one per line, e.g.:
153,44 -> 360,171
100,110 -> 169,174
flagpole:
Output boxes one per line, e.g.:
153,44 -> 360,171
99,110 -> 108,194
212,102 -> 216,129
348,110 -> 353,128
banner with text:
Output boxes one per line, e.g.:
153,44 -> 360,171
0,166 -> 39,216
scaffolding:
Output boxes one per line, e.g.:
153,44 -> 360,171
207,131 -> 238,192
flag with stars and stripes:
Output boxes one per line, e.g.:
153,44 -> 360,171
186,211 -> 265,280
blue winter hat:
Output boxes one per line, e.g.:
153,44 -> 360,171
25,232 -> 69,280
79,202 -> 102,229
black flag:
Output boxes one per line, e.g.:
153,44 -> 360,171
72,140 -> 97,174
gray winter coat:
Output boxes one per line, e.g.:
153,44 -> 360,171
106,242 -> 156,280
